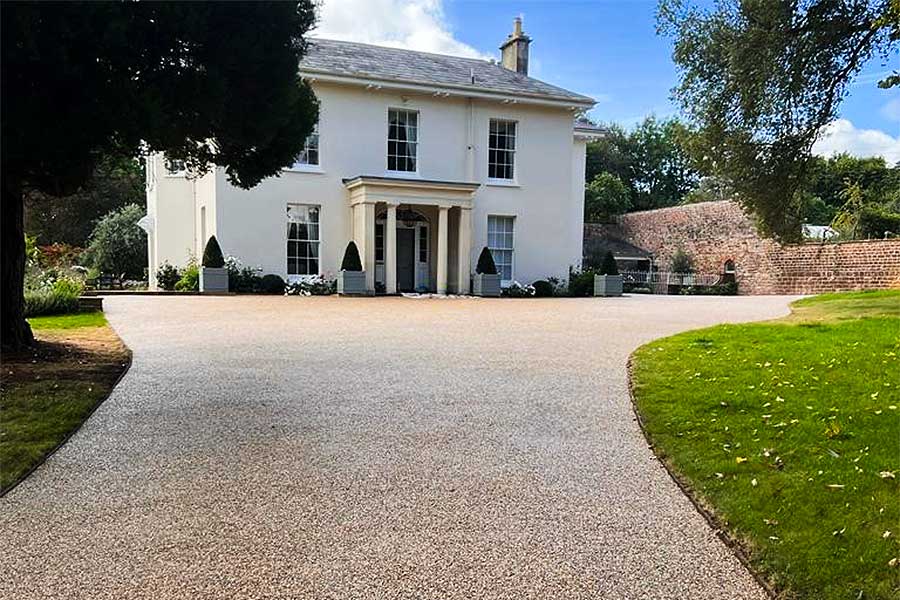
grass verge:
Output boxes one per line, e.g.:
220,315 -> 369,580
1,311 -> 130,494
630,290 -> 900,600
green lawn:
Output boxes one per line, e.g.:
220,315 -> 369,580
1,311 -> 128,493
631,290 -> 900,600
28,310 -> 107,330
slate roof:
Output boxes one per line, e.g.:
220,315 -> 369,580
299,39 -> 594,106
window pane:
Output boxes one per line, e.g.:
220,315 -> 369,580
388,109 -> 418,172
488,120 -> 516,180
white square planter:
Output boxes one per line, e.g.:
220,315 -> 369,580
594,274 -> 623,297
337,271 -> 367,295
472,273 -> 501,297
200,267 -> 229,294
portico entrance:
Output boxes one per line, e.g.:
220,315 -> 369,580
344,176 -> 480,295
375,208 -> 430,292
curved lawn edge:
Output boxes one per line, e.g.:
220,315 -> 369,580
0,313 -> 133,498
626,290 -> 900,600
625,353 -> 779,599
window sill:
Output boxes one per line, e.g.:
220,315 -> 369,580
486,179 -> 519,188
384,170 -> 420,179
283,165 -> 324,174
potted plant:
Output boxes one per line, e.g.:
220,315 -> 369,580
594,251 -> 623,297
337,241 -> 367,295
472,247 -> 501,297
199,236 -> 229,293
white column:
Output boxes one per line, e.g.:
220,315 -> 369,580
456,207 -> 472,294
385,204 -> 398,294
437,206 -> 449,294
352,202 -> 376,294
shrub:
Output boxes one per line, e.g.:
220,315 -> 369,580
599,251 -> 619,276
259,274 -> 285,294
532,279 -> 554,297
502,281 -> 535,297
82,203 -> 147,279
175,258 -> 199,292
156,262 -> 180,290
284,275 -> 336,296
37,243 -> 83,268
858,205 -> 900,239
670,247 -> 694,273
52,277 -> 85,298
680,281 -> 738,296
341,241 -> 363,271
476,247 -> 497,275
23,276 -> 84,318
568,269 -> 595,297
224,256 -> 261,293
24,290 -> 81,318
201,236 -> 225,268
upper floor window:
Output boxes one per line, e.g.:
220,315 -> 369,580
388,109 -> 418,172
165,157 -> 186,176
488,119 -> 516,181
292,122 -> 320,168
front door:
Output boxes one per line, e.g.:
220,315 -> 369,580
397,228 -> 416,292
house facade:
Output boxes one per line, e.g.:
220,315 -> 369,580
146,19 -> 599,293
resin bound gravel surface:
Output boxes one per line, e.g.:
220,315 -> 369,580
0,294 -> 794,599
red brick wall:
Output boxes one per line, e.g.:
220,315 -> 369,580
586,201 -> 900,295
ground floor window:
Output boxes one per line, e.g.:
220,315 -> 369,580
287,204 -> 320,276
487,215 -> 514,283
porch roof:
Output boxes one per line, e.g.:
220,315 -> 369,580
343,175 -> 480,208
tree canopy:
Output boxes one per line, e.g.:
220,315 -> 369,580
584,116 -> 704,219
1,1 -> 319,350
25,156 -> 144,247
659,0 -> 898,241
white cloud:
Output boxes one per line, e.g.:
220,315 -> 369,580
881,97 -> 900,122
312,0 -> 491,60
813,119 -> 900,165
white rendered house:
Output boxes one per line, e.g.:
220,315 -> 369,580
146,19 -> 601,293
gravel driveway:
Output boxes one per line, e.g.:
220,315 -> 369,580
0,294 -> 794,599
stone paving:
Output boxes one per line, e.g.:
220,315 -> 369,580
0,294 -> 795,599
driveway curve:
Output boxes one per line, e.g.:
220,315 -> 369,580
0,294 -> 794,599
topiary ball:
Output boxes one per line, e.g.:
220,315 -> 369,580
259,274 -> 285,295
532,279 -> 554,297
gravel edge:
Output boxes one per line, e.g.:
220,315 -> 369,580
0,333 -> 133,499
625,353 -> 780,600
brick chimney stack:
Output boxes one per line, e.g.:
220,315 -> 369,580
500,17 -> 531,76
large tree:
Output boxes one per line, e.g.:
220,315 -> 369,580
659,0 -> 898,241
2,2 -> 318,350
25,155 -> 144,247
585,116 -> 703,213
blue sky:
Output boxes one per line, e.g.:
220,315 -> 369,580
314,0 -> 899,162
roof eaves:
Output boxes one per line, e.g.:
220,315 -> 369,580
299,69 -> 596,109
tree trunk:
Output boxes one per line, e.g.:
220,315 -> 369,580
1,175 -> 34,352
